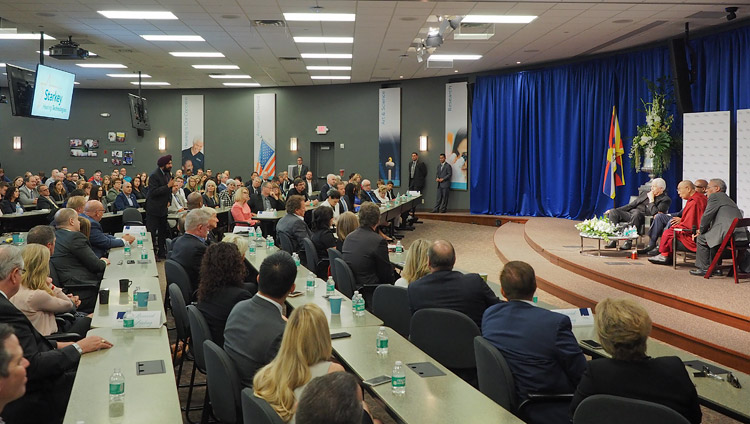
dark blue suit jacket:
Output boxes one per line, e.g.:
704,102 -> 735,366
113,192 -> 139,212
84,214 -> 124,258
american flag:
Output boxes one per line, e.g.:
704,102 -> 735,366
256,138 -> 276,178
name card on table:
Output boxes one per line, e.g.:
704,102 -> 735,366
408,191 -> 421,196
116,311 -> 163,328
123,225 -> 147,236
258,211 -> 276,218
232,226 -> 251,234
551,308 -> 594,327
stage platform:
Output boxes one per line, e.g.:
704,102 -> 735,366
492,217 -> 750,373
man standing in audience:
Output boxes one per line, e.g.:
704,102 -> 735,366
170,208 -> 212,298
0,323 -> 29,417
83,201 -> 135,258
114,181 -> 138,212
219,179 -> 238,208
605,177 -> 671,251
224,251 -> 296,387
304,171 -> 317,197
18,176 -> 38,207
291,156 -> 309,181
36,184 -> 60,222
360,179 -> 381,204
276,195 -> 313,259
318,174 -> 337,202
640,179 -> 707,255
146,155 -> 175,260
648,181 -> 707,265
482,261 -> 586,424
342,202 -> 394,288
408,152 -> 427,193
432,153 -> 452,213
408,240 -> 499,329
690,179 -> 745,276
287,178 -> 311,202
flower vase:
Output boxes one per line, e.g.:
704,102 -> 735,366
638,148 -> 656,195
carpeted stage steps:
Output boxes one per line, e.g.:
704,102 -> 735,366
494,222 -> 750,374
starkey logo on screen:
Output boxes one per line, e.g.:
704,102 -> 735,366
37,78 -> 67,114
31,66 -> 74,118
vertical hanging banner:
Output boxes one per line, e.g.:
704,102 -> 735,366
254,93 -> 276,178
379,87 -> 401,186
445,82 -> 468,190
181,95 -> 205,171
737,109 -> 750,216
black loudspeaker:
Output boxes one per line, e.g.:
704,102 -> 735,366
668,38 -> 694,115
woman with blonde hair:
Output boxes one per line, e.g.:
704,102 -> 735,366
394,239 -> 431,287
78,216 -> 92,239
11,244 -> 90,336
202,179 -> 220,208
570,298 -> 701,423
335,211 -> 359,251
231,186 -> 259,227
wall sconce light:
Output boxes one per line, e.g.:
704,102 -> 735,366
158,136 -> 166,151
290,137 -> 298,151
12,136 -> 22,150
419,135 -> 428,152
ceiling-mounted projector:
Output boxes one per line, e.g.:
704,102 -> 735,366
49,36 -> 89,60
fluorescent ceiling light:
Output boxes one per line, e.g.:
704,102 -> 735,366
142,35 -> 204,42
73,82 -> 80,85
293,37 -> 353,44
0,33 -> 55,40
98,11 -> 178,20
429,54 -> 482,61
223,82 -> 261,87
37,50 -> 97,56
0,63 -> 5,67
300,53 -> 352,59
283,13 -> 355,22
170,52 -> 224,57
107,73 -> 152,78
130,81 -> 170,85
306,66 -> 351,71
462,15 -> 537,24
311,76 -> 351,80
208,74 -> 252,79
192,64 -> 239,69
76,63 -> 127,68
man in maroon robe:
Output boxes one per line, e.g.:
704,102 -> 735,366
649,180 -> 707,264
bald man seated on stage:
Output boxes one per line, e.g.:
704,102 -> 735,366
604,177 -> 671,251
648,181 -> 707,265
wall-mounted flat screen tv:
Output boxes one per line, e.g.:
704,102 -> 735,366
128,93 -> 151,130
5,64 -> 36,117
30,64 -> 76,120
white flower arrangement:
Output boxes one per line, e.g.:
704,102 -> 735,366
628,78 -> 679,176
576,216 -> 618,242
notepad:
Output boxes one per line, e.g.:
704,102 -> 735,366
551,308 -> 595,327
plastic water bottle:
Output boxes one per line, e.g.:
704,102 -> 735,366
136,234 -> 144,249
306,272 -> 316,293
123,241 -> 131,257
353,291 -> 365,316
266,235 -> 274,249
376,327 -> 389,356
352,291 -> 360,313
326,276 -> 335,297
109,368 -> 125,415
122,309 -> 134,330
15,203 -> 23,215
140,247 -> 148,261
392,361 -> 406,395
255,226 -> 263,240
132,286 -> 140,308
248,241 -> 256,256
395,241 -> 404,254
292,252 -> 301,267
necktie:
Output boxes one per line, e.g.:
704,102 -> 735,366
298,165 -> 301,176
411,161 -> 416,178
263,196 -> 271,211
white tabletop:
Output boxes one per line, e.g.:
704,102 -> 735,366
94,277 -> 165,328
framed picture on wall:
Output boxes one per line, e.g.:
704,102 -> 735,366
123,150 -> 134,165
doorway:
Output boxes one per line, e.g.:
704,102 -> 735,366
310,142 -> 335,182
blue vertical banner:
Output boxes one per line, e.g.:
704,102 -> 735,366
181,95 -> 205,171
378,87 -> 401,187
445,82 -> 468,190
254,93 -> 276,178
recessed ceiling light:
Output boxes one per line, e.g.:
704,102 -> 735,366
300,53 -> 352,59
107,73 -> 152,78
429,54 -> 482,61
98,11 -> 178,20
306,66 -> 351,71
142,35 -> 205,41
208,74 -> 252,79
0,33 -> 55,40
192,64 -> 240,69
399,75 -> 404,79
130,81 -> 170,85
0,63 -> 5,67
76,63 -> 127,68
311,76 -> 351,80
223,82 -> 261,87
170,52 -> 224,57
516,61 -> 521,64
462,15 -> 537,24
454,70 -> 459,73
293,37 -> 354,44
283,13 -> 355,22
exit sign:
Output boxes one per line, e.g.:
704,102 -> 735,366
316,125 -> 329,134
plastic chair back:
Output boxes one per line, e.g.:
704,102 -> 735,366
410,308 -> 479,370
165,259 -> 194,304
277,231 -> 294,254
121,207 -> 143,226
167,284 -> 189,343
474,336 -> 518,412
372,285 -> 410,338
573,394 -> 690,424
332,258 -> 355,299
186,305 -> 211,373
203,340 -> 242,423
301,238 -> 319,273
240,388 -> 284,424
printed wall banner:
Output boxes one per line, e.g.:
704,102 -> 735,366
737,109 -> 750,216
445,82 -> 468,190
181,95 -> 205,172
379,87 -> 401,186
254,93 -> 277,178
683,111 -> 730,197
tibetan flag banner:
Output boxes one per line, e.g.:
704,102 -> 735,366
602,106 -> 625,199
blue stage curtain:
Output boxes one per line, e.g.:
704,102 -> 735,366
471,47 -> 680,219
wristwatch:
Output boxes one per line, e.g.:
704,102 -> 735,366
72,343 -> 83,355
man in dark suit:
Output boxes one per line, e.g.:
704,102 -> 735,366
408,152 -> 427,192
432,153 -> 452,213
291,156 -> 310,181
35,184 -> 60,222
318,174 -> 337,202
690,178 -> 746,275
223,251 -> 296,387
359,179 -> 381,204
304,171 -> 318,198
170,208 -> 212,298
276,195 -> 313,259
0,324 -> 28,416
286,178 -> 310,202
50,209 -> 109,312
247,176 -> 263,196
605,177 -> 671,251
342,202 -> 394,288
83,201 -> 135,258
482,261 -> 586,424
408,240 -> 500,329
249,182 -> 284,213
146,155 -> 175,259
113,180 -> 139,212
0,245 -> 112,423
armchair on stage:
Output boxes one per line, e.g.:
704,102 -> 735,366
703,218 -> 750,284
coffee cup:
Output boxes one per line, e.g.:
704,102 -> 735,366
119,279 -> 132,293
99,288 -> 110,304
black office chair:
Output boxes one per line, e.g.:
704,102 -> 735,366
410,308 -> 480,387
327,248 -> 342,279
228,209 -> 254,231
121,207 -> 143,226
186,305 -> 212,423
332,258 -> 356,298
301,238 -> 327,279
277,231 -> 294,254
372,285 -> 410,338
241,388 -> 284,424
50,261 -> 98,312
203,340 -> 243,423
165,259 -> 194,304
573,394 -> 690,424
165,237 -> 174,259
167,284 -> 190,389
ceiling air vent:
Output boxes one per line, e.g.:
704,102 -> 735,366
278,57 -> 299,62
252,20 -> 286,28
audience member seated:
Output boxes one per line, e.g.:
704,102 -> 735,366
249,182 -> 284,213
296,372 -> 374,424
253,304 -> 346,423
648,180 -> 707,265
344,183 -> 360,210
77,217 -> 91,240
50,209 -> 109,313
0,245 -> 112,423
342,203 -> 394,288
287,178 -> 311,202
202,180 -> 220,208
482,261 -> 585,424
196,242 -> 252,347
570,298 -> 701,424
320,189 -> 343,222
105,178 -> 122,204
26,226 -> 56,255
18,176 -> 39,207
83,201 -> 135,258
408,240 -> 499,328
394,239 -> 430,287
170,208 -> 212,299
641,179 -> 707,254
65,195 -> 86,217
276,195 -> 313,258
219,179 -> 238,208
336,212 -> 359,251
311,206 -> 336,273
132,176 -> 147,200
51,181 -> 67,203
221,234 -> 258,287
0,187 -> 20,215
359,179 -> 381,204
113,181 -> 139,212
224,251 -> 296,387
89,185 -> 108,212
318,174 -> 337,202
0,323 -> 29,417
605,177 -> 671,250
36,184 -> 60,222
231,186 -> 259,227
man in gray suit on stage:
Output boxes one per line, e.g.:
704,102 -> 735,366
223,251 -> 297,387
690,178 -> 746,275
432,153 -> 452,213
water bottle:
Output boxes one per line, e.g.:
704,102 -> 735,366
352,291 -> 360,313
395,240 -> 404,254
326,276 -> 335,297
140,247 -> 148,261
266,235 -> 274,249
122,309 -> 134,330
132,286 -> 140,308
15,203 -> 23,215
255,226 -> 263,241
123,241 -> 131,257
292,252 -> 301,267
306,272 -> 316,293
376,327 -> 389,356
248,241 -> 256,256
392,361 -> 406,395
355,294 -> 365,316
109,368 -> 125,415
